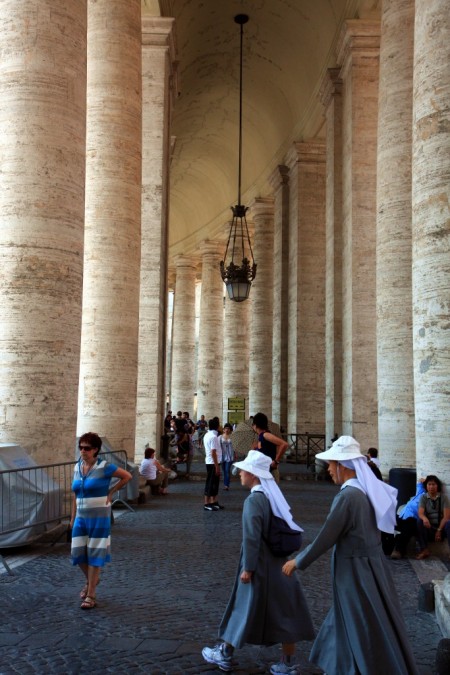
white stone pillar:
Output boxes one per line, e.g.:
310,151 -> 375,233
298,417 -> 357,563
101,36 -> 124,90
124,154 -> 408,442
135,17 -> 177,460
320,68 -> 344,447
170,255 -> 197,414
197,242 -> 224,420
286,142 -> 327,434
223,290 -> 250,424
0,1 -> 87,465
376,0 -> 415,471
269,167 -> 290,431
77,0 -> 142,456
249,198 -> 275,417
336,20 -> 380,449
412,0 -> 450,480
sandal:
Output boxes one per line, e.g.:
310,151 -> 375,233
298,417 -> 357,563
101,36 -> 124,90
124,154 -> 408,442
80,578 -> 100,599
80,596 -> 96,610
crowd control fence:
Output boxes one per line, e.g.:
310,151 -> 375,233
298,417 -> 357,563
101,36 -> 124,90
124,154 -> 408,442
0,449 -> 131,576
283,433 -> 326,468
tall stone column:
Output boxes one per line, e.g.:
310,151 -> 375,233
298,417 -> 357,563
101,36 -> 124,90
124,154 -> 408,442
77,0 -> 142,456
286,142 -> 326,434
0,1 -> 87,464
269,167 -> 290,431
320,68 -> 344,447
336,20 -> 380,449
223,290 -> 250,424
376,0 -> 415,471
197,242 -> 224,420
170,255 -> 197,414
135,17 -> 177,460
249,198 -> 275,417
412,0 -> 450,479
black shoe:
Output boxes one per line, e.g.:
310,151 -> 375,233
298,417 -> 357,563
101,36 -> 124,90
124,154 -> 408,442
204,505 -> 215,511
212,502 -> 225,510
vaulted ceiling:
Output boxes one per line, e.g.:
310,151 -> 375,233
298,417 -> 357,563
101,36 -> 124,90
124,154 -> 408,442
142,0 -> 381,259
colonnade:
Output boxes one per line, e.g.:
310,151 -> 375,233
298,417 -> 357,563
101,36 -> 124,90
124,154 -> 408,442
0,2 -> 448,482
169,4 -> 449,480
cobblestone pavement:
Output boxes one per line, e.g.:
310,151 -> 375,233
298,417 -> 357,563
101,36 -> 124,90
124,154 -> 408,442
0,472 -> 447,675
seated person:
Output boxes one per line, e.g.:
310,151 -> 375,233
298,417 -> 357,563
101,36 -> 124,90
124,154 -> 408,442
391,478 -> 426,559
416,474 -> 450,560
139,447 -> 170,495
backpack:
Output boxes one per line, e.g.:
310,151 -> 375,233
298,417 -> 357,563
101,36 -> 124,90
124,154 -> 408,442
255,491 -> 302,557
264,513 -> 303,558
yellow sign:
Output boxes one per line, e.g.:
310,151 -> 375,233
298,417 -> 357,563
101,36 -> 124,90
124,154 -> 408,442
228,397 -> 245,411
228,410 -> 245,425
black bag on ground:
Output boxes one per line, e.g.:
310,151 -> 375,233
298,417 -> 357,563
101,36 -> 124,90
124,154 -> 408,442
264,513 -> 302,558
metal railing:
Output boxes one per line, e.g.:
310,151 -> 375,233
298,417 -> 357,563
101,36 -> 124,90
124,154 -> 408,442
0,450 -> 130,575
283,433 -> 326,468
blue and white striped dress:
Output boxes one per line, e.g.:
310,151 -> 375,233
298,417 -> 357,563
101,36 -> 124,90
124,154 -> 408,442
71,458 -> 118,567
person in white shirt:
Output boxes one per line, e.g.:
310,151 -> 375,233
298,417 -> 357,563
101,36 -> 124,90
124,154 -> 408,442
139,447 -> 170,495
203,418 -> 222,511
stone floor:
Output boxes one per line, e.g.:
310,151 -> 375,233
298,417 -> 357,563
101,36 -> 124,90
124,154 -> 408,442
0,469 -> 448,674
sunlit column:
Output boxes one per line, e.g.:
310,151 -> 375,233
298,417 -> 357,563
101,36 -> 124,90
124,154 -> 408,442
135,17 -> 177,460
0,1 -> 87,464
170,255 -> 197,414
376,0 -> 415,471
77,0 -> 142,456
269,167 -> 290,431
286,142 -> 326,435
249,198 -> 274,417
412,0 -> 450,480
197,241 -> 224,420
320,68 -> 343,447
336,20 -> 380,449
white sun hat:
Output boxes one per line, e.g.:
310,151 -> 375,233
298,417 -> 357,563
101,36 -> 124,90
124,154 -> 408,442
233,450 -> 273,480
315,435 -> 364,462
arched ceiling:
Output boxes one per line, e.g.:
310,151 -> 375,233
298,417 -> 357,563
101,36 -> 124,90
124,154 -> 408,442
142,0 -> 381,259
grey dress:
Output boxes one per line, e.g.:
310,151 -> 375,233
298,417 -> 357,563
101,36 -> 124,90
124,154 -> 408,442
219,487 -> 315,649
295,485 -> 419,675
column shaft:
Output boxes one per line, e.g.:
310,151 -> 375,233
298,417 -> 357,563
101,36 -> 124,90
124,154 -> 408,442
135,17 -> 177,459
286,142 -> 326,434
170,256 -> 197,414
337,20 -> 380,448
197,242 -> 224,420
78,0 -> 142,455
376,0 -> 415,470
320,69 -> 344,446
249,199 -> 275,417
269,167 -> 290,431
0,1 -> 87,464
412,0 -> 450,479
223,295 -> 250,424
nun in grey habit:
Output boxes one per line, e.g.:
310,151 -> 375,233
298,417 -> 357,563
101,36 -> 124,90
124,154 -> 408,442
283,436 -> 419,675
202,450 -> 314,674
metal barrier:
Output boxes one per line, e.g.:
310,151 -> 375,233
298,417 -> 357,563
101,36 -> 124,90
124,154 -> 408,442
0,450 -> 131,575
283,433 -> 326,468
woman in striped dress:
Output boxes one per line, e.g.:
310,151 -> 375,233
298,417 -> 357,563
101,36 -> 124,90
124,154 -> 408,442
70,432 -> 131,609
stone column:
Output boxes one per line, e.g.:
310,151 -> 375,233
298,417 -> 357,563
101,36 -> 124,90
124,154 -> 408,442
269,167 -> 290,431
336,20 -> 380,449
376,0 -> 415,471
223,290 -> 250,424
286,142 -> 326,434
170,255 -> 197,414
0,1 -> 87,465
320,68 -> 344,447
412,0 -> 450,480
77,0 -> 142,456
196,242 -> 224,420
135,17 -> 177,460
249,198 -> 275,417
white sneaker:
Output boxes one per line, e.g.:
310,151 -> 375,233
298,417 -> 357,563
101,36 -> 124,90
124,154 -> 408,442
270,661 -> 301,674
201,643 -> 233,672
